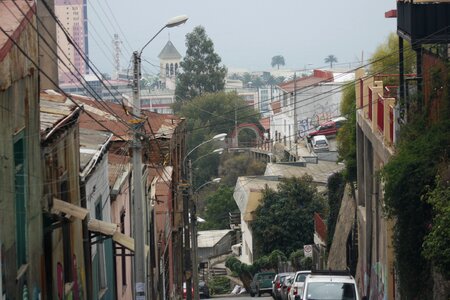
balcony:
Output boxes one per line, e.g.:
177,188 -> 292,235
355,71 -> 396,148
397,1 -> 450,44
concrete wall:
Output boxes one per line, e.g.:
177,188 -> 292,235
85,157 -> 115,299
271,83 -> 343,144
110,169 -> 133,300
355,107 -> 395,300
43,124 -> 87,299
0,9 -> 43,298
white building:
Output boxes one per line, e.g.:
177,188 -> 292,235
233,176 -> 279,264
270,70 -> 354,143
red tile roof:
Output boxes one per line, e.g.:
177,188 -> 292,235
0,0 -> 35,62
278,70 -> 333,93
259,117 -> 270,131
69,93 -> 182,142
271,101 -> 281,114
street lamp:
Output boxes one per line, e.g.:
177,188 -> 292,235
132,15 -> 188,300
182,136 -> 226,300
195,177 -> 221,193
191,148 -> 224,166
192,177 -> 221,300
183,133 -> 227,176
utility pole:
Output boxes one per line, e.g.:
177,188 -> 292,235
189,159 -> 200,300
183,155 -> 192,300
132,50 -> 146,300
293,72 -> 298,142
234,99 -> 238,147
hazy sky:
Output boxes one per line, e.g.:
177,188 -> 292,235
88,0 -> 397,76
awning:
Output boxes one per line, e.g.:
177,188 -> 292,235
51,198 -> 89,220
88,219 -> 150,256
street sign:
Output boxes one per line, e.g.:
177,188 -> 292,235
304,244 -> 313,257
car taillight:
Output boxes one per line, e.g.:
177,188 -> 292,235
276,282 -> 281,289
293,287 -> 298,295
287,287 -> 291,293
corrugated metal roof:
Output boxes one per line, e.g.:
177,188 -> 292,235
73,93 -> 182,141
79,128 -> 112,178
158,40 -> 182,60
197,229 -> 232,248
40,90 -> 79,140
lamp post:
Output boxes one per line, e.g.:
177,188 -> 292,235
182,134 -> 226,300
191,148 -> 224,166
192,178 -> 221,300
132,15 -> 188,300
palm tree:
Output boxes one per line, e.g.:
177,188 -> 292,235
271,55 -> 285,69
324,54 -> 338,69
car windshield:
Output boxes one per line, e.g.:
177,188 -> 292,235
315,140 -> 327,145
304,282 -> 356,300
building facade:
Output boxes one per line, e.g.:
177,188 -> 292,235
55,0 -> 89,84
0,2 -> 43,298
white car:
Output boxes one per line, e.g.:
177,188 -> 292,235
301,270 -> 362,300
288,270 -> 311,300
311,135 -> 329,152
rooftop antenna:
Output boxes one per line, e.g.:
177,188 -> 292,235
112,33 -> 122,79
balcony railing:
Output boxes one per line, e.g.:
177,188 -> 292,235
397,1 -> 450,44
377,95 -> 384,133
356,73 -> 396,147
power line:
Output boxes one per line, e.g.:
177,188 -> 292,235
0,23 -> 126,141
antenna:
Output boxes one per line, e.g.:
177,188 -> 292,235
112,33 -> 122,79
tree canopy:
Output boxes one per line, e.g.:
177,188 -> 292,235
336,83 -> 357,182
175,26 -> 227,101
219,153 -> 266,186
324,54 -> 338,68
198,185 -> 238,230
177,91 -> 261,186
271,55 -> 285,70
252,176 -> 327,257
369,33 -> 416,84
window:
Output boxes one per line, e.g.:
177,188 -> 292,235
120,209 -> 127,287
95,200 -> 107,289
14,136 -> 27,267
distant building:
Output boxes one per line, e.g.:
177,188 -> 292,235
55,0 -> 89,84
158,40 -> 182,90
270,69 -> 354,143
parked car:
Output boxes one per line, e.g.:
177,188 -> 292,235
183,282 -> 192,299
272,272 -> 294,300
199,281 -> 210,298
250,271 -> 276,297
311,135 -> 330,152
272,272 -> 293,300
280,275 -> 294,300
183,281 -> 210,299
307,117 -> 347,140
288,270 -> 311,300
300,270 -> 362,300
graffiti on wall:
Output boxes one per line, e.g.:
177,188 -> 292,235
364,262 -> 387,300
298,110 -> 339,138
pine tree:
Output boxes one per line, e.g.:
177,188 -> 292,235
175,26 -> 227,101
